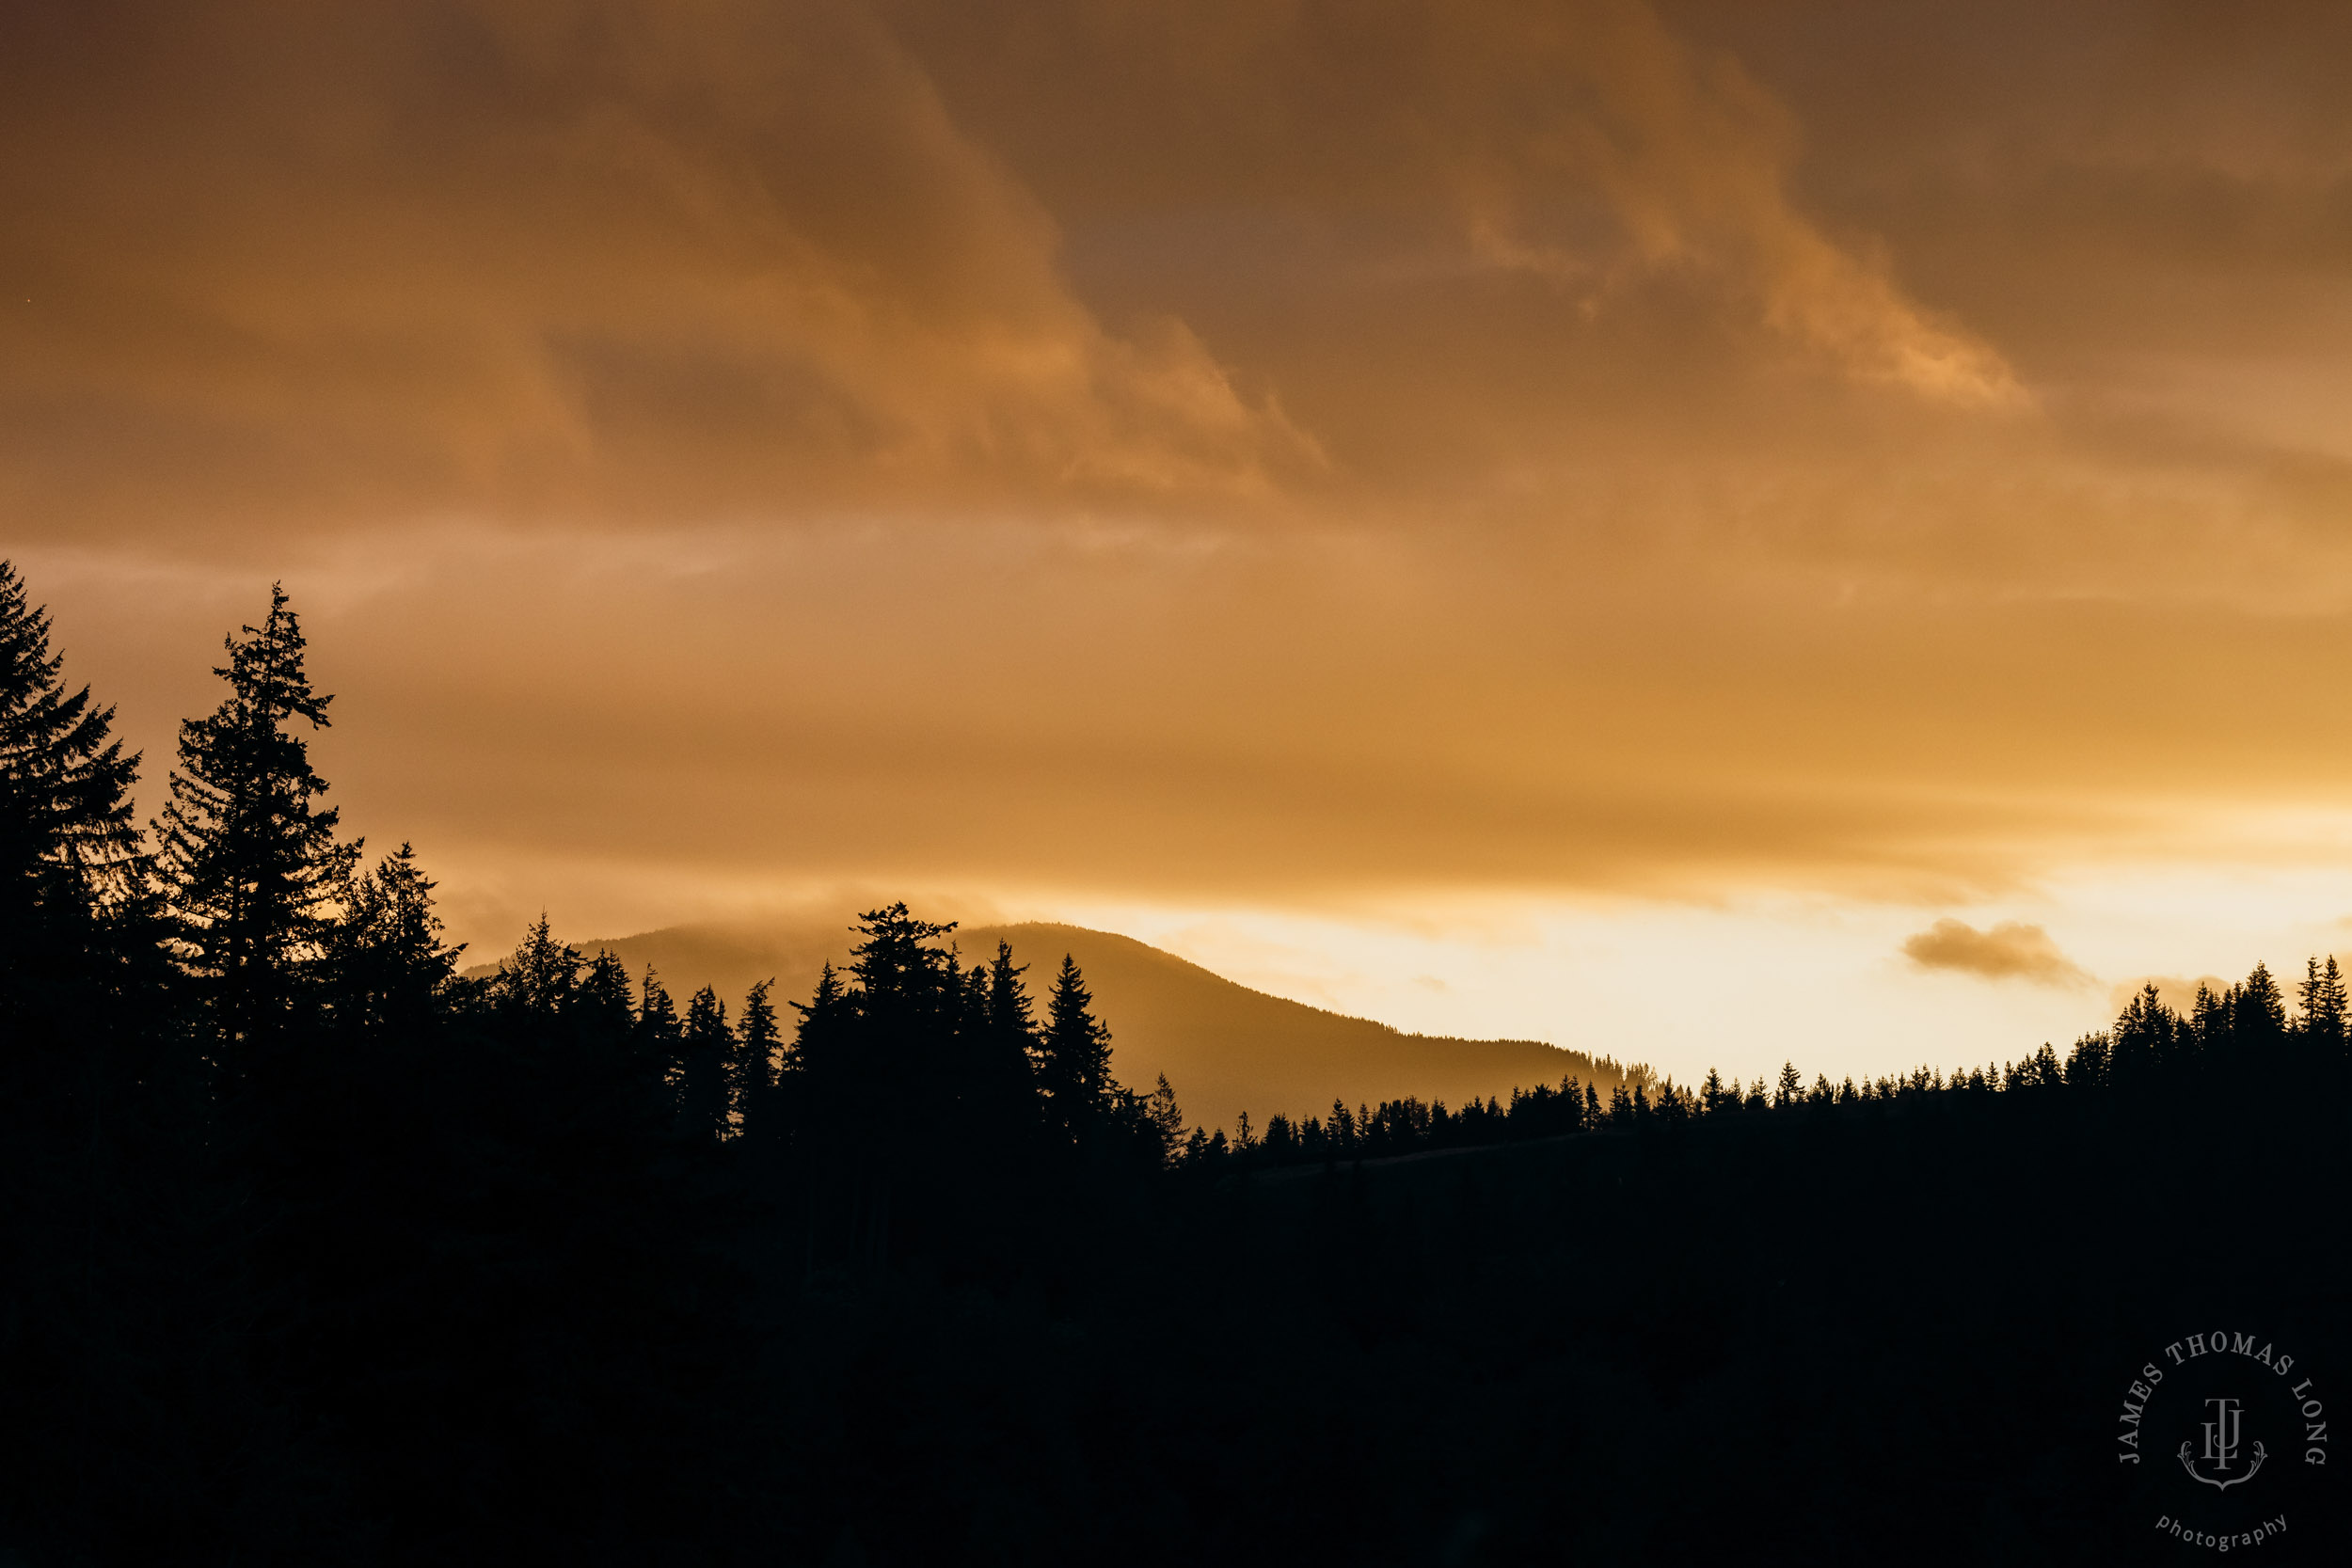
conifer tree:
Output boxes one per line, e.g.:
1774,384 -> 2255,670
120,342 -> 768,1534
2109,984 -> 2174,1084
735,978 -> 783,1140
2296,956 -> 2346,1054
2233,961 -> 2287,1065
155,584 -> 358,1067
324,843 -> 464,1035
1145,1073 -> 1185,1164
677,986 -> 733,1141
1773,1061 -> 1803,1110
1039,954 -> 1114,1141
573,947 -> 637,1047
494,914 -> 582,1020
637,967 -> 683,1108
0,560 -> 144,954
1,560 -> 150,1101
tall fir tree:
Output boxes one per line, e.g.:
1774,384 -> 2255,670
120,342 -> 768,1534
2233,961 -> 2288,1066
637,966 -> 683,1109
1038,953 -> 1113,1143
0,560 -> 145,953
677,985 -> 734,1141
735,978 -> 786,1146
573,947 -> 637,1047
155,584 -> 358,1071
494,914 -> 581,1021
0,561 -> 151,1096
323,843 -> 464,1036
2296,955 -> 2346,1055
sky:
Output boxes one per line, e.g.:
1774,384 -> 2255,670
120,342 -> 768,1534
9,0 -> 2352,1087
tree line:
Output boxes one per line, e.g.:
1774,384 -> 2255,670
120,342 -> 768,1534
1172,960 -> 2347,1174
6,557 -> 2347,1563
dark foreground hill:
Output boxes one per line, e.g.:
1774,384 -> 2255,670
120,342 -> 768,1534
497,918 -> 1629,1131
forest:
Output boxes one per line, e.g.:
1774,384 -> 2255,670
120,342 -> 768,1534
2,560 -> 2345,1564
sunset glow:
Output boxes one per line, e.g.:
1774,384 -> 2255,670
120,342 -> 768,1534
13,0 -> 2352,1085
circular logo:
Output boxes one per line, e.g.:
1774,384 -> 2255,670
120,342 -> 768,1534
2113,1331 -> 2330,1556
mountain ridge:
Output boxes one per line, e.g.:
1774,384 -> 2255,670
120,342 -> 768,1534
472,917 -> 1636,1132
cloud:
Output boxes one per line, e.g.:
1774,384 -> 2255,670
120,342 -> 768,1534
0,0 -> 1320,544
1447,0 -> 2026,407
13,0 -> 2352,932
1901,919 -> 2092,987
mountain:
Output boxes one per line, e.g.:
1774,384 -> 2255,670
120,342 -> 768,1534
475,918 -> 1629,1132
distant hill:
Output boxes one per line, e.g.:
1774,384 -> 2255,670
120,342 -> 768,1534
472,918 -> 1632,1132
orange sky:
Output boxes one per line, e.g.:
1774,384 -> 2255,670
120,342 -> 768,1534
10,1 -> 2352,1083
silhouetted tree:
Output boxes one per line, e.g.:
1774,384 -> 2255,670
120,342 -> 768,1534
637,966 -> 684,1111
2298,955 -> 2346,1056
324,843 -> 465,1036
155,585 -> 359,1075
736,977 -> 785,1144
494,915 -> 581,1021
678,985 -> 733,1141
1039,953 -> 1114,1145
0,560 -> 145,990
1,560 -> 152,1116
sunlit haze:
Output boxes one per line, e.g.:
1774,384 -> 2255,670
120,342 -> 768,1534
12,1 -> 2352,1090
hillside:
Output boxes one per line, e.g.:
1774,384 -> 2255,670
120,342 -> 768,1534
485,918 -> 1629,1132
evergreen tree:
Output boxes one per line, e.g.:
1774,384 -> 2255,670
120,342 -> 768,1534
573,947 -> 637,1047
2296,956 -> 2346,1054
677,986 -> 733,1141
2185,983 -> 2231,1059
637,966 -> 683,1107
2233,961 -> 2288,1066
0,560 -> 151,1108
0,559 -> 144,963
1698,1068 -> 1728,1117
494,914 -> 582,1021
2109,984 -> 2174,1085
1039,953 -> 1114,1143
1145,1073 -> 1185,1164
324,843 -> 464,1035
155,584 -> 359,1070
1773,1061 -> 1803,1110
966,941 -> 1042,1152
735,977 -> 784,1141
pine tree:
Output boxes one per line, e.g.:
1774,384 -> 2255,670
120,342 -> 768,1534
0,559 -> 144,952
494,914 -> 582,1021
2110,983 -> 2174,1085
1039,954 -> 1113,1142
1773,1061 -> 1803,1110
677,986 -> 732,1141
735,977 -> 783,1141
2233,962 -> 2288,1067
573,947 -> 637,1047
637,967 -> 683,1108
965,940 -> 1041,1152
1145,1073 -> 1185,1164
324,843 -> 464,1035
1,560 -> 150,1100
155,584 -> 359,1068
2296,956 -> 2346,1054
